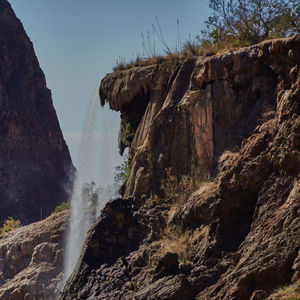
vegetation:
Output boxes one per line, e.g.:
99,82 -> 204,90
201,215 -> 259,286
114,153 -> 132,195
160,168 -> 197,202
268,280 -> 300,299
113,0 -> 299,71
82,181 -> 100,210
202,0 -> 300,47
121,122 -> 132,146
81,181 -> 101,220
181,40 -> 203,58
113,56 -> 145,72
160,229 -> 192,266
52,202 -> 70,214
183,0 -> 300,55
0,217 -> 21,235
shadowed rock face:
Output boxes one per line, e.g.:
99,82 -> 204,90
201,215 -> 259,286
0,1 -> 73,224
61,36 -> 300,299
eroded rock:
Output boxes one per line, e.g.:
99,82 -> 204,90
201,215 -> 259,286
61,36 -> 300,299
0,211 -> 68,300
0,0 -> 73,225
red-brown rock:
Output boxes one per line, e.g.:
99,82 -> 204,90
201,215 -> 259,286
0,1 -> 74,224
61,36 -> 300,299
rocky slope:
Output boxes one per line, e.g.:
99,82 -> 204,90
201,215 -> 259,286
0,210 -> 68,300
61,36 -> 300,299
0,0 -> 73,225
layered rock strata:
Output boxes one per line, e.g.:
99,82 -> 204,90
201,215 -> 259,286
0,211 -> 68,300
0,0 -> 73,224
61,36 -> 300,299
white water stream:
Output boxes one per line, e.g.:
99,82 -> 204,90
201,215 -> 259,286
63,85 -> 120,283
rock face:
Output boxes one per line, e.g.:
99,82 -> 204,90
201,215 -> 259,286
0,210 -> 68,300
0,0 -> 73,225
61,36 -> 300,299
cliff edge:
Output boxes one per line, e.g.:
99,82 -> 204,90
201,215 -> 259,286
0,1 -> 73,224
61,36 -> 300,299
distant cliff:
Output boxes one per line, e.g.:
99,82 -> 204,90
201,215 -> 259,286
61,36 -> 300,299
0,1 -> 73,224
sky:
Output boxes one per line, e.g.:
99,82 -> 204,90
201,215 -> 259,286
9,0 -> 210,185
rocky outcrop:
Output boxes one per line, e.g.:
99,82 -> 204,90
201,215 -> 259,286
61,36 -> 300,299
0,210 -> 68,300
0,0 -> 73,225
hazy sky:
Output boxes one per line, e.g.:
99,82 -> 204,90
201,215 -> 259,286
9,0 -> 210,184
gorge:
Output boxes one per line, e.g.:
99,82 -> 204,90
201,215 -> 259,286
0,0 -> 299,299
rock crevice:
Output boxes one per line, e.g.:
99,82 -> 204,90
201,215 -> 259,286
0,0 -> 74,225
61,36 -> 300,299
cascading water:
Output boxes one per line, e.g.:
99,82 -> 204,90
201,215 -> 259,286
63,86 -> 98,282
63,84 -> 120,284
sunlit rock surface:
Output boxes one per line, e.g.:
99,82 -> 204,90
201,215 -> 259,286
61,36 -> 300,299
0,211 -> 68,300
0,0 -> 73,225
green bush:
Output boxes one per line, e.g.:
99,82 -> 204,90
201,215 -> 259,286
0,217 -> 21,235
52,202 -> 70,214
203,0 -> 300,47
114,153 -> 132,195
181,40 -> 203,58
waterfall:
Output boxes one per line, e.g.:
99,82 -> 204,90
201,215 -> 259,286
63,87 -> 98,282
62,84 -> 121,286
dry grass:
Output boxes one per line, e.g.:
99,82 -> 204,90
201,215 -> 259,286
158,229 -> 192,266
113,37 -> 245,72
113,54 -> 180,72
144,168 -> 216,267
269,280 -> 300,300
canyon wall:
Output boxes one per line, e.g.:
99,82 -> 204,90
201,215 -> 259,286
0,1 -> 73,224
61,36 -> 300,299
0,211 -> 67,300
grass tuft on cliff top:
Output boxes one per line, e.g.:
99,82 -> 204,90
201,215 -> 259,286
113,0 -> 299,72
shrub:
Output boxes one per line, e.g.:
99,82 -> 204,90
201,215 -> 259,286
52,202 -> 70,214
82,181 -> 100,210
160,168 -> 198,202
0,217 -> 21,235
181,40 -> 203,58
203,0 -> 300,47
160,230 -> 192,266
113,56 -> 126,71
267,280 -> 300,300
121,122 -> 132,145
114,153 -> 132,195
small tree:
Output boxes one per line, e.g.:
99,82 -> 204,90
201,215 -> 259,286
203,0 -> 299,46
82,181 -> 99,215
114,153 -> 131,196
0,217 -> 21,235
52,202 -> 70,214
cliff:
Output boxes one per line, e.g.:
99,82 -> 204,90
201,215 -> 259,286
61,36 -> 300,299
0,210 -> 68,300
0,0 -> 73,225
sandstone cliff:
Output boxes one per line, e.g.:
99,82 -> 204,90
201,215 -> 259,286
0,210 -> 68,300
61,36 -> 300,299
0,0 -> 73,225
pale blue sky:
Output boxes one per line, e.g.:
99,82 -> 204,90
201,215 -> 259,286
9,0 -> 210,184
